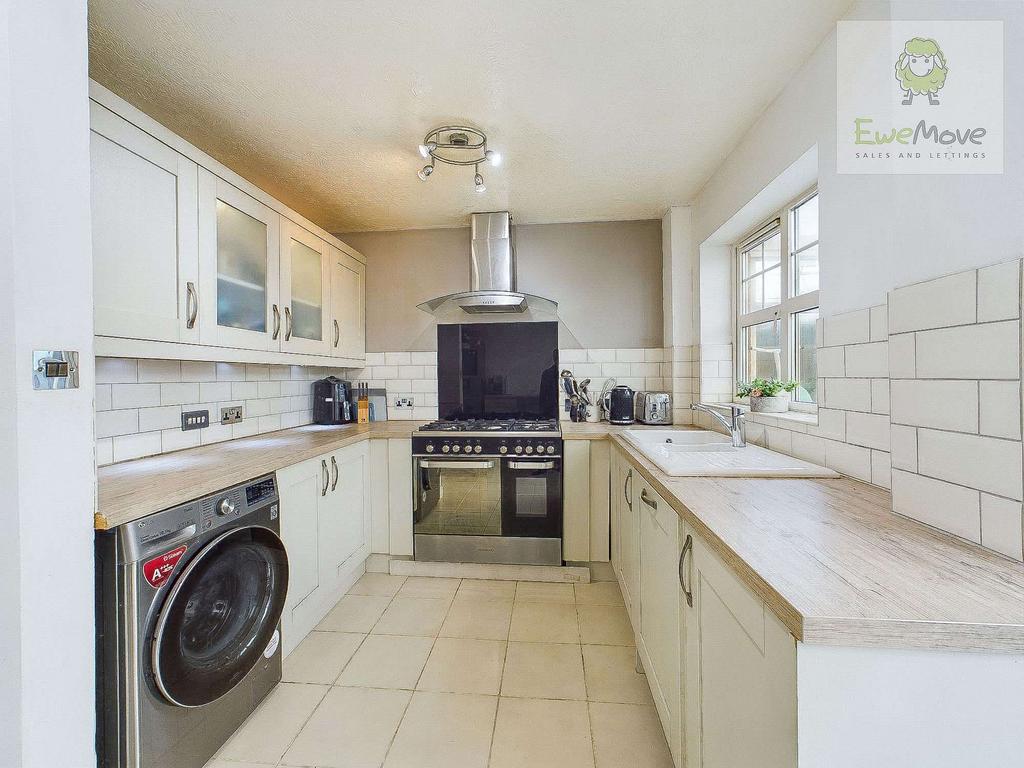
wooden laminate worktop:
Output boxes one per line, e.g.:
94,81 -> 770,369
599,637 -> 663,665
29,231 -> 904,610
96,420 -> 1024,651
95,421 -> 423,530
604,432 -> 1024,653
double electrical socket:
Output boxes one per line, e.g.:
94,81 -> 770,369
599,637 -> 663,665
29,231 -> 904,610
181,406 -> 244,430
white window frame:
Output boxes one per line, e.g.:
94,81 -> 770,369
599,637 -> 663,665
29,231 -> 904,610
735,186 -> 820,413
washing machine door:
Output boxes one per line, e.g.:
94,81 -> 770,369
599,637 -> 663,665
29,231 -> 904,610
151,525 -> 288,707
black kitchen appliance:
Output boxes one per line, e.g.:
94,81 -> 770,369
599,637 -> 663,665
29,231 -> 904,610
603,385 -> 636,424
312,376 -> 353,425
414,321 -> 563,566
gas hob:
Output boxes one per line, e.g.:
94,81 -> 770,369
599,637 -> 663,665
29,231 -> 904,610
414,419 -> 562,457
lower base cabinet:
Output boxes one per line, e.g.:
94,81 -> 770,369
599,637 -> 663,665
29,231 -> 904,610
277,441 -> 370,655
611,448 -> 797,768
681,527 -> 797,768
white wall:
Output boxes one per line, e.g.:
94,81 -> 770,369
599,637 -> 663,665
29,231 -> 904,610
0,1 -> 96,764
692,0 -> 1024,316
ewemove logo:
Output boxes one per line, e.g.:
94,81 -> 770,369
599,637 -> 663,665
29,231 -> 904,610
895,37 -> 948,105
837,21 -> 1002,174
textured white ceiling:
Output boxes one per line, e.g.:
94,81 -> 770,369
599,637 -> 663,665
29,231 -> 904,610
88,0 -> 850,232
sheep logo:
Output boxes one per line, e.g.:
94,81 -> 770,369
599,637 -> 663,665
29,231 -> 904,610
895,37 -> 948,105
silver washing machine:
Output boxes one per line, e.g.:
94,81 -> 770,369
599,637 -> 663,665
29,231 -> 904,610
95,473 -> 289,768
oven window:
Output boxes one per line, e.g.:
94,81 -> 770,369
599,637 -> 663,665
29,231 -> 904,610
513,476 -> 548,518
415,460 -> 502,536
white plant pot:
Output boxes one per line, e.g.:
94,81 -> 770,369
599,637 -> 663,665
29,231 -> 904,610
750,395 -> 789,413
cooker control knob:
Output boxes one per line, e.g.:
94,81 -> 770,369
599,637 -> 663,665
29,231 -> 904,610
525,445 -> 534,454
499,445 -> 508,454
452,444 -> 461,453
514,445 -> 524,454
474,445 -> 483,454
425,444 -> 435,453
546,445 -> 556,454
216,498 -> 236,517
441,444 -> 451,453
464,444 -> 473,454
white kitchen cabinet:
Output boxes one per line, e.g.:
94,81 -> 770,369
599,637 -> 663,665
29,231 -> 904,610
680,524 -> 797,768
329,244 -> 366,360
563,440 -> 592,561
90,102 -> 200,344
198,169 -> 281,351
277,456 -> 322,651
280,218 -> 331,356
617,459 -> 641,632
277,442 -> 371,655
637,479 -> 682,765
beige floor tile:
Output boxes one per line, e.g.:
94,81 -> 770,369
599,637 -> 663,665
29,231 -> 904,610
457,578 -> 517,600
509,601 -> 579,643
336,634 -> 434,689
574,581 -> 625,606
440,596 -> 513,640
417,637 -> 506,695
501,642 -> 586,700
383,691 -> 498,768
515,581 -> 576,603
205,761 -> 275,768
217,682 -> 328,764
347,572 -> 407,597
283,631 -> 364,684
317,594 -> 391,633
578,604 -> 635,646
396,575 -> 461,599
589,702 -> 674,768
373,597 -> 451,636
283,686 -> 411,768
582,644 -> 654,704
490,697 -> 595,768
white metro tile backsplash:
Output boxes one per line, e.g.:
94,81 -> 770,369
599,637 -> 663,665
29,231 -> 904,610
887,258 -> 1024,561
95,358 -> 354,466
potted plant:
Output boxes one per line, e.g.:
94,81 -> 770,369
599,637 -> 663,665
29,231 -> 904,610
736,378 -> 798,413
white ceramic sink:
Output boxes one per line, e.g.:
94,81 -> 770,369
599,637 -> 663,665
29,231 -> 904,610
622,429 -> 839,478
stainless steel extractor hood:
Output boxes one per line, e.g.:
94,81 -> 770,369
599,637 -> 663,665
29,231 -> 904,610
418,212 -> 557,316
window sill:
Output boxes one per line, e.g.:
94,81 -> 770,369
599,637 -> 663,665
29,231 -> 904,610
732,403 -> 818,428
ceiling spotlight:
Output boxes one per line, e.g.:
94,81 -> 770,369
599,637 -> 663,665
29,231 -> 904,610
415,125 -> 502,192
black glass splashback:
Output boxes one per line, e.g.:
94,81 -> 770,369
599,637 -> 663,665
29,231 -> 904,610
437,322 -> 559,421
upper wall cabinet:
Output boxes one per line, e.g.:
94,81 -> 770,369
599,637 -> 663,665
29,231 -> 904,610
90,103 -> 199,344
198,170 -> 282,352
88,81 -> 366,366
329,245 -> 366,360
280,219 -> 331,356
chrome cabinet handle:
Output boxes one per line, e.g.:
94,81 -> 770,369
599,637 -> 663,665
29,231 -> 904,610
508,460 -> 556,470
330,456 -> 339,491
679,534 -> 694,607
321,459 -> 329,496
185,282 -> 198,329
272,304 -> 281,340
623,468 -> 633,510
640,488 -> 658,511
333,319 -> 340,348
418,459 -> 494,470
284,307 -> 293,341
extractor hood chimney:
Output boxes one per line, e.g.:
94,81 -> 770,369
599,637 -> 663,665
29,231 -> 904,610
418,212 -> 557,316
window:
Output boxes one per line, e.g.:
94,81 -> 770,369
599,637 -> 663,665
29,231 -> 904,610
736,189 -> 820,408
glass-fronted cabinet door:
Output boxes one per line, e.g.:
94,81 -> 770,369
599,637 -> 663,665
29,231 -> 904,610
197,169 -> 281,351
280,219 -> 330,356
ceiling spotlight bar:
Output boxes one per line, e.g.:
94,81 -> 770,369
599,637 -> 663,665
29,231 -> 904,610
416,124 -> 502,190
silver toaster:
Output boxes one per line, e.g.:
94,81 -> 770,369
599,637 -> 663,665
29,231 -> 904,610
634,391 -> 673,425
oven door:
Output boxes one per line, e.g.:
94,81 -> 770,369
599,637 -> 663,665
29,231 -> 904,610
500,458 -> 563,538
414,457 -> 502,537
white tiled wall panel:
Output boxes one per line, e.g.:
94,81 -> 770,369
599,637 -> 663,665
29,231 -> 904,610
887,258 -> 1024,561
